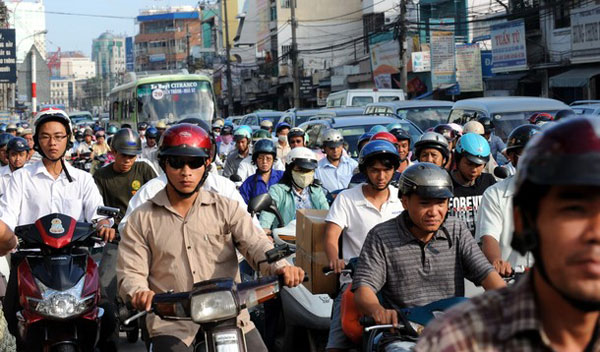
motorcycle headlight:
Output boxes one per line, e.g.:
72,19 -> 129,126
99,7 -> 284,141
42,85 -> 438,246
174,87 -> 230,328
26,276 -> 95,319
190,291 -> 238,323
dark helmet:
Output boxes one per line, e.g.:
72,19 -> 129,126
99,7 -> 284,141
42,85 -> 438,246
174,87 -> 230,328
455,133 -> 491,165
252,129 -> 271,142
357,131 -> 375,153
111,128 -> 142,156
287,127 -> 306,143
371,131 -> 398,145
414,132 -> 450,162
398,163 -> 454,199
477,117 -> 494,134
0,133 -> 12,147
107,125 -> 119,135
137,121 -> 149,130
33,108 -> 73,153
158,124 -> 211,158
553,109 -> 575,121
221,125 -> 234,135
358,140 -> 400,173
276,122 -> 291,133
7,137 -> 30,152
506,125 -> 541,153
389,127 -> 411,143
252,139 -> 277,164
433,124 -> 457,143
146,127 -> 159,139
19,122 -> 30,129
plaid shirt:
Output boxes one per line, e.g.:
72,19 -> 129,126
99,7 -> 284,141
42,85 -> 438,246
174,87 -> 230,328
416,272 -> 600,351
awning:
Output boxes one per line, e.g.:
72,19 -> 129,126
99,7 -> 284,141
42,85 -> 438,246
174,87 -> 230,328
484,73 -> 528,91
549,67 -> 600,88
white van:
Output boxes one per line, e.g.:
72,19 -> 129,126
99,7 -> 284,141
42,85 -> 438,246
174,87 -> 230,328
326,89 -> 405,108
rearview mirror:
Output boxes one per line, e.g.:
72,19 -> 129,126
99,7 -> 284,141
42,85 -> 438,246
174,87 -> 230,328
97,206 -> 120,218
248,193 -> 273,214
230,174 -> 242,182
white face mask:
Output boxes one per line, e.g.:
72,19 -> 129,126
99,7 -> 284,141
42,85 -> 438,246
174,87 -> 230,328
278,135 -> 287,143
292,170 -> 314,189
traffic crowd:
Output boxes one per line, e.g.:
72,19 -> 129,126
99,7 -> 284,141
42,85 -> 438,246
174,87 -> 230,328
0,107 -> 599,352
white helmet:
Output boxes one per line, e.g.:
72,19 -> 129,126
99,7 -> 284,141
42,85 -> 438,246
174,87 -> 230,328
286,146 -> 318,170
463,120 -> 485,135
260,119 -> 273,129
34,108 -> 72,135
320,128 -> 343,148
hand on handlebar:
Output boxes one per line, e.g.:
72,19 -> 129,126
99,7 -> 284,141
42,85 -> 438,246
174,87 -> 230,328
329,258 -> 346,274
132,290 -> 155,312
96,220 -> 116,242
371,306 -> 398,326
276,266 -> 305,288
492,259 -> 513,277
0,234 -> 18,256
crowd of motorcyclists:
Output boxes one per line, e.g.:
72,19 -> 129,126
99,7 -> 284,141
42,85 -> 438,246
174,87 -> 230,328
0,106 -> 599,352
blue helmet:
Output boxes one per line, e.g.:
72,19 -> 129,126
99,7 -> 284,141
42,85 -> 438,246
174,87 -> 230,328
276,122 -> 291,133
455,133 -> 491,165
358,140 -> 400,172
357,131 -> 375,149
0,133 -> 12,147
7,136 -> 30,152
252,138 -> 277,163
369,125 -> 387,134
146,127 -> 159,139
0,123 -> 6,132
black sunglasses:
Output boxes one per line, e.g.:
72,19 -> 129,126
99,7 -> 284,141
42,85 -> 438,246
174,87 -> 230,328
166,156 -> 206,169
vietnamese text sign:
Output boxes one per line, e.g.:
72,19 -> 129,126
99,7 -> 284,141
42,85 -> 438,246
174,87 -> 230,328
300,77 -> 313,98
571,6 -> 600,56
0,29 -> 16,83
430,30 -> 456,89
491,19 -> 527,73
411,51 -> 430,72
370,40 -> 400,89
456,44 -> 483,92
126,37 -> 134,72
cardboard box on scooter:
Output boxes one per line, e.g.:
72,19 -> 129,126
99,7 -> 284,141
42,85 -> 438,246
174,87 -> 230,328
296,209 -> 337,296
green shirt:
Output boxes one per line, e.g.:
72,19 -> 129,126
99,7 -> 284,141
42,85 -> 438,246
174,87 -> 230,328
93,161 -> 157,226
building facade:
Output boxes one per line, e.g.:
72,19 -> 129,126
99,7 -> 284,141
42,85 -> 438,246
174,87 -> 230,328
6,0 -> 46,63
92,32 -> 126,96
134,6 -> 202,71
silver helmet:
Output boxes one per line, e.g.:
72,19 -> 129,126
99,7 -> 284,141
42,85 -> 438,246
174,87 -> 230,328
320,128 -> 344,148
398,163 -> 453,198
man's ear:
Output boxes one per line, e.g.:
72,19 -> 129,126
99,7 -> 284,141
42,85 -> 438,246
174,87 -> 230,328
400,194 -> 408,210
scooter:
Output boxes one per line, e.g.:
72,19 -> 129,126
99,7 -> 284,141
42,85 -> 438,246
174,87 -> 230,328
71,152 -> 93,172
14,206 -> 119,352
248,194 -> 333,352
124,242 -> 302,352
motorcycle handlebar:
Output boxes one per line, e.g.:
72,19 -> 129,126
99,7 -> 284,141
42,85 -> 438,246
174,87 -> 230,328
322,267 -> 353,276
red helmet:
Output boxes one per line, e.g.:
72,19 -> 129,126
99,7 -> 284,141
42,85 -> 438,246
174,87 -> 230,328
528,112 -> 554,125
370,131 -> 398,145
158,123 -> 211,158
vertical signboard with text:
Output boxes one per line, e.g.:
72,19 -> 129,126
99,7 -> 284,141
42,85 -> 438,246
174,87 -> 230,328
125,37 -> 134,72
430,30 -> 456,88
0,29 -> 16,83
456,44 -> 483,92
490,19 -> 527,73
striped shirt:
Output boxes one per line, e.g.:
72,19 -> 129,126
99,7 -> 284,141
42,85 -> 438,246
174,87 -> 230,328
415,272 -> 600,351
352,212 -> 493,310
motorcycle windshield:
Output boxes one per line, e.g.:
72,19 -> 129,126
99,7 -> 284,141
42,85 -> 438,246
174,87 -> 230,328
28,251 -> 88,291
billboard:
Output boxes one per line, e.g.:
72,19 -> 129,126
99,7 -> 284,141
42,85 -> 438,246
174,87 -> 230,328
490,19 -> 527,73
370,40 -> 400,89
456,44 -> 483,92
430,30 -> 456,89
125,37 -> 134,72
0,29 -> 16,83
411,51 -> 430,72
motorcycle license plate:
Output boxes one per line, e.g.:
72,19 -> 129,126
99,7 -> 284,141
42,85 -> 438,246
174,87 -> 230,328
213,329 -> 242,352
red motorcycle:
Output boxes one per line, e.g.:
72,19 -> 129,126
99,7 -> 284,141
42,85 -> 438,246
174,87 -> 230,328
14,207 -> 118,352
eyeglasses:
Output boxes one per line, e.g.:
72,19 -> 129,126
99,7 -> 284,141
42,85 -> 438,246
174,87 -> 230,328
38,135 -> 68,142
166,156 -> 205,169
256,154 -> 274,162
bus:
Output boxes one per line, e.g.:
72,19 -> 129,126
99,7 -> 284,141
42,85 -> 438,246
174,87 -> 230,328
108,70 -> 216,127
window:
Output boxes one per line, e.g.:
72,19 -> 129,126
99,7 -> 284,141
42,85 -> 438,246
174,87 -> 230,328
554,2 -> 572,29
281,0 -> 296,8
281,45 -> 292,61
351,96 -> 374,106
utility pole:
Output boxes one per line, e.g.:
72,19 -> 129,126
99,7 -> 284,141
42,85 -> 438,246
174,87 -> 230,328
290,0 -> 300,108
399,0 -> 408,93
222,0 -> 235,116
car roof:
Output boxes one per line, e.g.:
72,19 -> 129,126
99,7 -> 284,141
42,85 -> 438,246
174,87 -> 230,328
319,107 -> 365,116
246,111 -> 284,117
300,116 -> 410,128
365,100 -> 454,110
452,97 -> 569,113
570,100 -> 600,106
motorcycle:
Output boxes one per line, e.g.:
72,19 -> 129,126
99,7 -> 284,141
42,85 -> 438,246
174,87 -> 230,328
248,194 -> 333,352
71,152 -> 93,172
124,243 -> 302,352
14,206 -> 119,352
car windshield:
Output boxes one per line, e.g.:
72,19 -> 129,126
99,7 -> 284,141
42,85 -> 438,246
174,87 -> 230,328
136,80 -> 215,123
396,106 -> 452,131
70,113 -> 93,121
572,108 -> 595,115
257,115 -> 282,125
338,121 -> 421,158
490,111 -> 561,140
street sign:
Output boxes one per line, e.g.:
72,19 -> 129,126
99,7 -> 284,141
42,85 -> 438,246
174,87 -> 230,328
299,77 -> 313,98
0,29 -> 16,83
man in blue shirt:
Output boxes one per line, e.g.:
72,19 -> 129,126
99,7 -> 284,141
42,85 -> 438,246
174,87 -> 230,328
240,139 -> 284,204
315,128 -> 358,193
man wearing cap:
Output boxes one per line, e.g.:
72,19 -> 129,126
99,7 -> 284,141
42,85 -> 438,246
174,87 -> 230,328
0,137 -> 29,196
5,124 -> 16,136
275,122 -> 291,161
76,128 -> 95,158
223,127 -> 252,179
93,128 -> 157,350
20,128 -> 40,163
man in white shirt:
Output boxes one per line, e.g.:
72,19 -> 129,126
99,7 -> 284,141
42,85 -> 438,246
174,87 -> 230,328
475,125 -> 541,276
0,137 -> 29,196
76,128 -> 94,157
323,140 -> 404,351
0,108 -> 115,346
315,128 -> 358,193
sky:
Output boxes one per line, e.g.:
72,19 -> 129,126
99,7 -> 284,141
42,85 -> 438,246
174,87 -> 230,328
44,0 -> 203,56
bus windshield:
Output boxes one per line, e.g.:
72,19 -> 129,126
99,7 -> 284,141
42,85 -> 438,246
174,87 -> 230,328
136,80 -> 215,122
